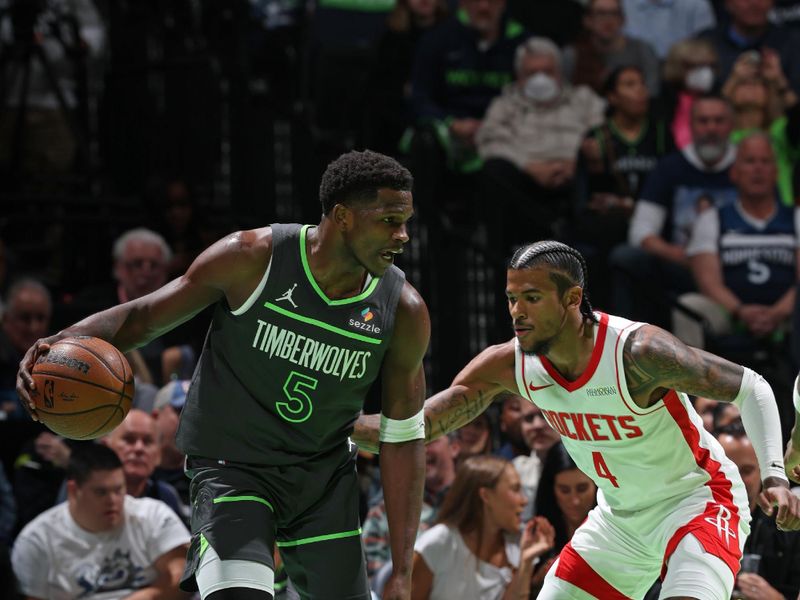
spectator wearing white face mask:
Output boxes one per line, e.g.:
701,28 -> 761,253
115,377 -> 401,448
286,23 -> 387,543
476,36 -> 605,256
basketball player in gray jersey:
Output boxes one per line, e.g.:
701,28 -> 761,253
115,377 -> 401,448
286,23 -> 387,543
16,151 -> 430,600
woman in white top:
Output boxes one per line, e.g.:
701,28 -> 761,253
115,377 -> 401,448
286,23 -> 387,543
411,455 -> 555,600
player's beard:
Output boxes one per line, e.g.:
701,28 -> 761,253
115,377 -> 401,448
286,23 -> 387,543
523,336 -> 554,357
521,305 -> 569,357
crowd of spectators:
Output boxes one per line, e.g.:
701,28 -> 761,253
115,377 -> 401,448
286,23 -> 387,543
3,0 -> 800,598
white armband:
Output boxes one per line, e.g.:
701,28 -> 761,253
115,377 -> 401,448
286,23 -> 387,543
379,410 -> 425,443
733,367 -> 788,483
793,375 -> 800,413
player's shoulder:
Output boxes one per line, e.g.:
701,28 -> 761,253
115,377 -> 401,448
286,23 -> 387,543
622,322 -> 675,366
396,279 -> 428,317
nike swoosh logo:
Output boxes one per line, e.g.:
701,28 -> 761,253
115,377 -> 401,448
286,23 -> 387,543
528,383 -> 554,392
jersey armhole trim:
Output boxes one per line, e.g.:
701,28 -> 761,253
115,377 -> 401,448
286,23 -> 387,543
231,256 -> 272,316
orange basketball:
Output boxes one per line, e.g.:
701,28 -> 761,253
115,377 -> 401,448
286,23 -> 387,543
31,337 -> 134,440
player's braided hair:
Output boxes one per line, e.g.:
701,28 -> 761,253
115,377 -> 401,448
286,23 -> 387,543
319,150 -> 413,215
509,240 -> 599,324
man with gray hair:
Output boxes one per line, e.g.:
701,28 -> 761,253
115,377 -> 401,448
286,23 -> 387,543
477,36 -> 605,252
65,227 -> 194,387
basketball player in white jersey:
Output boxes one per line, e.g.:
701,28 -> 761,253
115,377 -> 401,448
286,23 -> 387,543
355,240 -> 800,599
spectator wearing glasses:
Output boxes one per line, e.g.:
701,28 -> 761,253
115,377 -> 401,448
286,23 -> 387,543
0,278 -> 51,419
562,0 -> 661,97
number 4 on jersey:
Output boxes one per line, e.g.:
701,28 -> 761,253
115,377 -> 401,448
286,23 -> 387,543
592,451 -> 619,487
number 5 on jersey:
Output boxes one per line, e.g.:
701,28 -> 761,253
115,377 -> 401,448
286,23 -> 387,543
592,451 -> 619,487
277,371 -> 317,423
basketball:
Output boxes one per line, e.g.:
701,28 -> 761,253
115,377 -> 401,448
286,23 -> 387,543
30,337 -> 135,440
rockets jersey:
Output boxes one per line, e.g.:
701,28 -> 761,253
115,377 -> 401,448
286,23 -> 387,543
515,312 -> 748,516
176,223 -> 405,465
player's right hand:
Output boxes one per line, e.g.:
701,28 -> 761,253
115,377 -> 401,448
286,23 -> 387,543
16,335 -> 60,422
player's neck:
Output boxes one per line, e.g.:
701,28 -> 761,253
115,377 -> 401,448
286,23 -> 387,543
305,222 -> 369,300
541,314 -> 596,382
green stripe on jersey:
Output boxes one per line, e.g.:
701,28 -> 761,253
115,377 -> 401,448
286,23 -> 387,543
264,302 -> 382,344
300,225 -> 380,306
276,528 -> 362,548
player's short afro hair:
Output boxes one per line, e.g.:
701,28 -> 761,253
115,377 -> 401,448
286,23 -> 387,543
319,150 -> 413,215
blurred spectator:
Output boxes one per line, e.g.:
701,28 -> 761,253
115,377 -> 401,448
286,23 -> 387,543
151,380 -> 190,510
713,399 -> 742,429
455,411 -> 494,465
10,432 -> 76,536
692,395 -> 721,430
0,0 -> 106,185
363,434 -> 458,585
563,0 -> 661,97
572,66 -> 673,309
723,49 -> 800,205
0,278 -> 52,419
674,133 -> 797,350
411,455 -> 555,599
306,0 -> 397,167
698,0 -> 800,94
533,443 -> 597,557
61,228 -> 196,387
147,178 -> 214,280
365,0 -> 449,154
660,37 -> 721,149
11,443 -> 189,599
610,94 -> 738,325
621,0 -> 716,59
103,409 -> 184,520
716,421 -> 800,598
409,0 -> 526,175
495,392 -> 527,460
513,402 -> 562,522
477,36 -> 605,251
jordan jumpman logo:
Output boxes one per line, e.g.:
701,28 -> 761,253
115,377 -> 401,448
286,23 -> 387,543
275,283 -> 298,308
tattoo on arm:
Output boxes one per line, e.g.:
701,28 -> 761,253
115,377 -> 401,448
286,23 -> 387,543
425,388 -> 492,442
623,326 -> 743,402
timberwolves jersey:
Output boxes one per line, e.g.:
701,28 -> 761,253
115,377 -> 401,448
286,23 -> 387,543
514,313 -> 748,519
717,201 -> 797,305
176,224 -> 405,465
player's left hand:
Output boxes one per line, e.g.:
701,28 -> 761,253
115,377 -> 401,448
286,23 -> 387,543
735,572 -> 782,600
382,572 -> 411,600
757,483 -> 800,530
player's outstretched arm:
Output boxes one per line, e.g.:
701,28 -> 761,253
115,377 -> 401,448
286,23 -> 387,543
352,340 -> 517,452
625,325 -> 800,529
379,283 -> 429,600
17,228 -> 273,418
